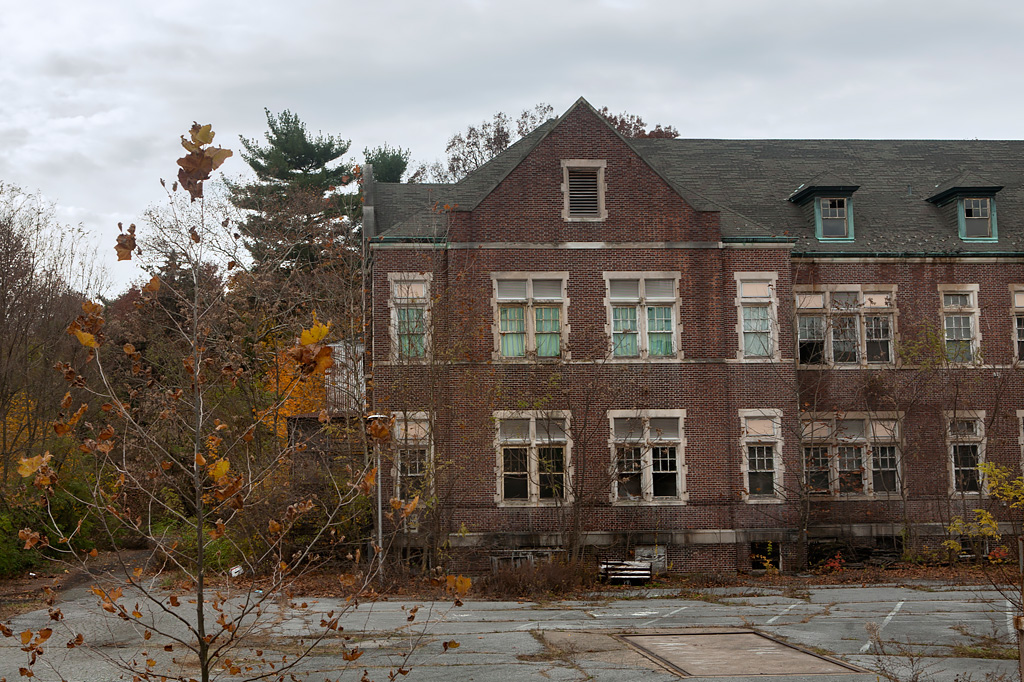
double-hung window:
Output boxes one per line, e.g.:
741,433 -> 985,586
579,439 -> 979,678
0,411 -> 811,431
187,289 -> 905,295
610,411 -> 686,503
1012,289 -> 1024,362
494,275 -> 566,359
495,413 -> 569,504
606,275 -> 678,359
795,288 -> 895,366
925,187 -> 1000,242
939,286 -> 979,363
394,414 -> 431,501
948,414 -> 985,494
391,276 -> 430,360
802,415 -> 901,496
739,410 -> 784,501
736,275 -> 777,359
816,197 -> 853,240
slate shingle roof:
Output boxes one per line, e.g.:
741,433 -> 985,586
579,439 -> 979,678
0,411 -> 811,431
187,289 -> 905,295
372,102 -> 1024,256
630,138 -> 1024,255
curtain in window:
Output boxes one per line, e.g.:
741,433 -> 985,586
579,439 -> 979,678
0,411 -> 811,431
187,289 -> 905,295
396,307 -> 426,357
535,307 -> 560,357
500,306 -> 526,357
612,307 -> 638,356
742,305 -> 771,357
647,306 -> 673,356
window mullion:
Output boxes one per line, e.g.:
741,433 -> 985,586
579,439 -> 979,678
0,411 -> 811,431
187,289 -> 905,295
525,296 -> 535,353
642,420 -> 653,500
638,301 -> 647,357
528,419 -> 538,502
830,440 -> 839,494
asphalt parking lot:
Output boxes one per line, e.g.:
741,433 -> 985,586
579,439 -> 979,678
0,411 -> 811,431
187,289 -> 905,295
2,582 -> 1019,681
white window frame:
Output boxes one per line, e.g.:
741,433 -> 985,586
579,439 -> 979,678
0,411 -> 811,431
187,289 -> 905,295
603,273 -> 680,361
1017,410 -> 1024,476
393,412 -> 432,532
388,273 -> 432,361
561,159 -> 607,221
946,411 -> 986,495
393,412 -> 432,498
491,273 -> 570,361
801,413 -> 902,497
1011,286 -> 1024,363
939,284 -> 980,364
794,285 -> 897,367
494,411 -> 572,506
739,409 -> 785,503
735,273 -> 779,361
961,197 -> 994,239
608,409 -> 687,504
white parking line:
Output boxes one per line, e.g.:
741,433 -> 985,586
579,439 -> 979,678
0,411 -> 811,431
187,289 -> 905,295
859,601 -> 904,653
765,603 -> 797,624
640,606 -> 688,627
1007,600 -> 1014,635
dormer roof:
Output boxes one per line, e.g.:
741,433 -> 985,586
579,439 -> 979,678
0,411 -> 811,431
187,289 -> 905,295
925,171 -> 1004,206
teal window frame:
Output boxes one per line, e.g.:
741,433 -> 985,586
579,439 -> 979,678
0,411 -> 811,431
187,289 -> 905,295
814,196 -> 855,242
957,197 -> 998,242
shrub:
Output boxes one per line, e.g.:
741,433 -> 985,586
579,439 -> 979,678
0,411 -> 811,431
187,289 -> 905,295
476,559 -> 598,599
0,510 -> 42,577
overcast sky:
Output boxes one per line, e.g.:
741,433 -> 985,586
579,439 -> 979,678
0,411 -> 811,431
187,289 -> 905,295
3,0 -> 1023,292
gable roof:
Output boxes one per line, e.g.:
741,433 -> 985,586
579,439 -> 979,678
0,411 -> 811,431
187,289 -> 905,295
369,99 -> 1024,255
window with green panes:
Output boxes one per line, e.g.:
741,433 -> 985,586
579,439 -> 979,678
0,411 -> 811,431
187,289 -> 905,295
499,306 -> 526,357
396,307 -> 426,358
647,306 -> 673,357
607,277 -> 677,359
495,277 -> 565,359
392,278 -> 430,359
612,306 -> 639,356
534,307 -> 561,357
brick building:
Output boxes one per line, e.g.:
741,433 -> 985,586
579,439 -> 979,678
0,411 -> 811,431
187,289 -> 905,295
362,98 -> 1024,572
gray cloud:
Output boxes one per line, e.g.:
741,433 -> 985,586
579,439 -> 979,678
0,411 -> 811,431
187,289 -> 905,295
2,0 -> 1024,291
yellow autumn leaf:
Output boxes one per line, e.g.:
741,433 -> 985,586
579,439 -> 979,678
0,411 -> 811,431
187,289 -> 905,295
18,453 -> 52,478
209,460 -> 229,480
299,315 -> 331,346
73,329 -> 98,348
195,452 -> 207,467
190,123 -> 214,146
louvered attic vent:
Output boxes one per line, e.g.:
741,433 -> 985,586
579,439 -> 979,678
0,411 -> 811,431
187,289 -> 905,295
568,167 -> 599,217
561,160 -> 607,221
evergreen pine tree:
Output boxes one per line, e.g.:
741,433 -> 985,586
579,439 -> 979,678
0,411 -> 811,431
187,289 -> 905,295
228,109 -> 356,270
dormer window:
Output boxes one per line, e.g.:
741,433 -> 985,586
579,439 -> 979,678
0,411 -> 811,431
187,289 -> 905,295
819,198 -> 850,238
925,176 -> 1002,243
962,198 -> 994,239
561,160 -> 607,221
787,179 -> 858,242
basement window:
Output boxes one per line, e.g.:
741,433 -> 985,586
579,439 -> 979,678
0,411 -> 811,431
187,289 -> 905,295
562,160 -> 607,221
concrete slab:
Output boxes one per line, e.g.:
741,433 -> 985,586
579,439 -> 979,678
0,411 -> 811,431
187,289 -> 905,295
623,631 -> 865,677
